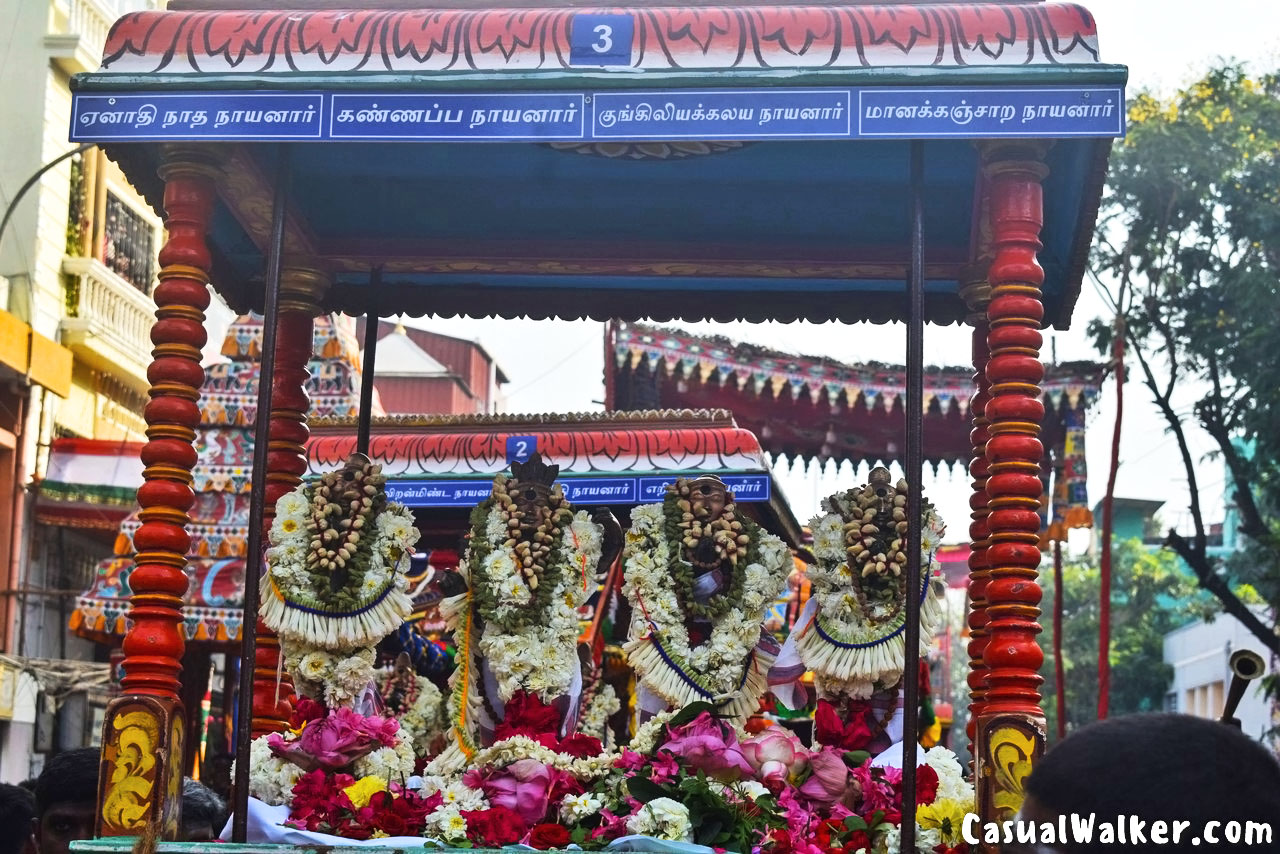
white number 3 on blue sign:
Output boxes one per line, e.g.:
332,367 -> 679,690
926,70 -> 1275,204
570,14 -> 633,66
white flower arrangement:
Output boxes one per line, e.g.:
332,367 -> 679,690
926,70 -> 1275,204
621,486 -> 789,723
284,645 -> 378,708
261,457 -> 419,652
243,734 -> 304,806
923,746 -> 974,804
352,736 -> 417,784
439,474 -> 604,764
468,734 -> 617,780
422,804 -> 470,843
394,674 -> 446,758
560,792 -> 604,823
467,508 -> 598,705
793,471 -> 946,700
626,797 -> 694,842
628,709 -> 679,755
578,682 -> 620,746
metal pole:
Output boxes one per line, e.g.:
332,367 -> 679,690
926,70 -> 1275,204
900,139 -> 925,852
1053,539 -> 1066,739
232,144 -> 292,842
357,269 -> 382,456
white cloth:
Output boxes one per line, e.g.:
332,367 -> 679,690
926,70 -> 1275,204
768,598 -> 817,710
219,797 -> 429,846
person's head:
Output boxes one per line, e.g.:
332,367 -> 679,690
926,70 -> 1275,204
0,783 -> 36,854
1019,713 -> 1280,853
180,778 -> 225,842
34,748 -> 99,854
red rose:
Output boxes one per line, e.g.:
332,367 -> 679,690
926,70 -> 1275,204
528,823 -> 572,849
376,812 -> 409,837
463,805 -> 529,847
814,699 -> 873,751
842,830 -> 871,853
493,691 -> 562,742
915,763 -> 939,805
289,696 -> 328,728
555,733 -> 603,759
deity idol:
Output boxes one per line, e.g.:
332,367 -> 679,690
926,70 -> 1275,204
436,453 -> 621,768
771,467 -> 945,761
622,476 -> 790,723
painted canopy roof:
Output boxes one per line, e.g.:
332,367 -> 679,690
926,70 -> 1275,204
610,321 -> 1105,470
72,2 -> 1124,328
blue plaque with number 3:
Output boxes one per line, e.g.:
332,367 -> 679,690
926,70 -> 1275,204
506,435 -> 538,464
570,14 -> 634,66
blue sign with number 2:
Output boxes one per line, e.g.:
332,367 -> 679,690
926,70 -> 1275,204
506,436 -> 538,463
570,14 -> 634,66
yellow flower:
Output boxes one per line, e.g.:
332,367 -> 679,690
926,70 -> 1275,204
447,814 -> 468,834
281,518 -> 299,534
918,798 -> 972,845
343,776 -> 388,809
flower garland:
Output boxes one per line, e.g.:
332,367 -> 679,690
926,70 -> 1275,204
795,471 -> 946,700
379,666 -> 447,760
435,480 -> 602,769
577,677 -> 620,748
622,485 -> 790,723
261,456 -> 419,651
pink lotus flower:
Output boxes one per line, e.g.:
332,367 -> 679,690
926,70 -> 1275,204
269,708 -> 399,772
660,712 -> 754,781
742,728 -> 807,788
797,746 -> 850,808
464,758 -> 553,826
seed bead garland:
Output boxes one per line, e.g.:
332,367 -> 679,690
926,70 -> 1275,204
306,458 -> 387,590
661,479 -> 761,622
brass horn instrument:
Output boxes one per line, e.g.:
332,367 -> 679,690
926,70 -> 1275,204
1220,649 -> 1266,729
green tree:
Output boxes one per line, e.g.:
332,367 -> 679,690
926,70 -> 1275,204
1091,64 -> 1280,658
1041,540 -> 1203,737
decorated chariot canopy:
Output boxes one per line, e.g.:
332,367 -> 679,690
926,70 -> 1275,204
67,0 -> 1125,845
611,320 -> 1105,474
71,1 -> 1122,326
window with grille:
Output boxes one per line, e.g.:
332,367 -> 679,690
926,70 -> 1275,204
104,193 -> 156,292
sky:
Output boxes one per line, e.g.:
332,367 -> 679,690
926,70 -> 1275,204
204,1 -> 1280,549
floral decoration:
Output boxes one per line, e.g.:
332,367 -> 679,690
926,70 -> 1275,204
622,479 -> 790,722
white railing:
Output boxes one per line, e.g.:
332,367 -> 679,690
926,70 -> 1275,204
64,0 -> 115,52
61,256 -> 155,383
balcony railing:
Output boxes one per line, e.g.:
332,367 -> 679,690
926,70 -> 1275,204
61,256 -> 155,394
47,0 -> 161,75
104,193 -> 156,293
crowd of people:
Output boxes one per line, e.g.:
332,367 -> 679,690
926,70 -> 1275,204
0,748 -> 225,854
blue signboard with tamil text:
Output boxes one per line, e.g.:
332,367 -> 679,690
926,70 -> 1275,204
384,474 -> 771,508
70,86 -> 1124,144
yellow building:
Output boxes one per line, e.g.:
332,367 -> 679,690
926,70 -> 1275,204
0,0 -> 161,779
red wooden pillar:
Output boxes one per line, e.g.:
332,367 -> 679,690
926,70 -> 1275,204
974,142 -> 1049,828
250,265 -> 328,737
96,146 -> 218,839
964,320 -> 992,750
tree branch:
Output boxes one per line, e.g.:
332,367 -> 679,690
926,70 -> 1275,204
1165,531 -> 1280,657
1125,326 -> 1209,559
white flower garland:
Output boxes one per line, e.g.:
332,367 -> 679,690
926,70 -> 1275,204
622,502 -> 790,723
578,682 -> 620,747
262,482 -> 419,651
468,734 -> 617,779
435,509 -> 601,769
796,496 -> 945,699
